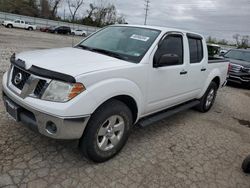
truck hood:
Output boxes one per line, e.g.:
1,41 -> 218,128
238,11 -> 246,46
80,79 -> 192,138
16,47 -> 133,77
226,58 -> 250,68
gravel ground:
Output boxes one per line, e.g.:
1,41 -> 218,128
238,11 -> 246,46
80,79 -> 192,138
0,27 -> 250,188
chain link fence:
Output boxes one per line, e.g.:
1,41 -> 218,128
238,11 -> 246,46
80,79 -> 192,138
0,11 -> 99,35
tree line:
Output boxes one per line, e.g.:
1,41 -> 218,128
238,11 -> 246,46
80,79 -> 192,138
207,34 -> 249,49
0,0 -> 127,27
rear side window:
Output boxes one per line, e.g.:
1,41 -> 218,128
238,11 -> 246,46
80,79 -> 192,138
188,37 -> 203,63
154,35 -> 183,66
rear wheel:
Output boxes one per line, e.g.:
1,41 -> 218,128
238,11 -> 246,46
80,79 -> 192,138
195,82 -> 218,113
28,27 -> 33,31
79,99 -> 133,163
7,24 -> 13,28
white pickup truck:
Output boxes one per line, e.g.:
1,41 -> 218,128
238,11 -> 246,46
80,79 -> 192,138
2,19 -> 37,31
2,25 -> 229,162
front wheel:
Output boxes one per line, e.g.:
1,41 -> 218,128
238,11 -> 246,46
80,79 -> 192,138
79,99 -> 133,163
195,81 -> 218,113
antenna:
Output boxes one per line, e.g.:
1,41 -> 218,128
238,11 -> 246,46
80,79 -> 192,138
144,0 -> 150,25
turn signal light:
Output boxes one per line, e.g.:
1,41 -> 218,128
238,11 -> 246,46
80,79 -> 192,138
68,83 -> 86,100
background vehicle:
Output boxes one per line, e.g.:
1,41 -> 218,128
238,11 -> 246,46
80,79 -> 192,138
40,26 -> 50,32
225,49 -> 250,88
71,29 -> 87,37
2,19 -> 36,30
2,25 -> 229,162
48,26 -> 71,34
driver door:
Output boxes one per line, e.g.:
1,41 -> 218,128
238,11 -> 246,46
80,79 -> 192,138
146,33 -> 191,114
13,20 -> 21,28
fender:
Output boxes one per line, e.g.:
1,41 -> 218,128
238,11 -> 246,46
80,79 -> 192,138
198,68 -> 221,98
86,78 -> 144,121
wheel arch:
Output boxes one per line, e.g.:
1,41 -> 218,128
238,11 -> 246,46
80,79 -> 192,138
111,95 -> 138,123
91,95 -> 139,124
211,76 -> 220,89
198,69 -> 222,99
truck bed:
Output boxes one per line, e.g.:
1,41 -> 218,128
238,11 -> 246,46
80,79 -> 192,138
208,56 -> 226,64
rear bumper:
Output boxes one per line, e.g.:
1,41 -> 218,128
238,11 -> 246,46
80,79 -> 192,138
2,89 -> 90,140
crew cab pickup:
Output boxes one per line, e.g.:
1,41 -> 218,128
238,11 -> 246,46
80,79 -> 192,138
2,19 -> 37,30
2,25 -> 229,162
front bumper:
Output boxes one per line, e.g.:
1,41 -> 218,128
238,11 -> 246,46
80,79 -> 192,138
2,89 -> 90,140
228,72 -> 250,84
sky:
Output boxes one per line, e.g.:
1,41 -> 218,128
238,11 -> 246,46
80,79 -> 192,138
59,0 -> 250,42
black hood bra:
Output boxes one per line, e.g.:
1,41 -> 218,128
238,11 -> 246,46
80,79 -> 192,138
10,53 -> 76,83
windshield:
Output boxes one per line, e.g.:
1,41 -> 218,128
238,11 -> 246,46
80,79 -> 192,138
77,26 -> 161,63
224,50 -> 250,62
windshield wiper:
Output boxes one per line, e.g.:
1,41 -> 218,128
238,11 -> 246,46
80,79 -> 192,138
91,48 -> 127,60
77,45 -> 94,51
77,45 -> 126,60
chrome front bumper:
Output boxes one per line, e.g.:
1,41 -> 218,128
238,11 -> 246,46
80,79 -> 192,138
2,88 -> 90,140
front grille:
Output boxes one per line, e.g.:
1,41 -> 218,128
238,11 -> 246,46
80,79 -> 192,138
34,80 -> 47,97
11,66 -> 31,90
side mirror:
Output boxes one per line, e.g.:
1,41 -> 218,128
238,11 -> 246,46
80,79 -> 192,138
155,54 -> 179,67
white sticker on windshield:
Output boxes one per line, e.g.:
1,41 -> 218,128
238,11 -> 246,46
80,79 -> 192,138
130,34 -> 150,42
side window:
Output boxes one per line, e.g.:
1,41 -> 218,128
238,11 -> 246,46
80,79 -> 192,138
154,35 -> 183,66
15,20 -> 20,23
21,21 -> 24,24
188,37 -> 204,63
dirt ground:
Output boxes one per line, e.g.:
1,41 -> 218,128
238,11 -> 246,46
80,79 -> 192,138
0,27 -> 250,188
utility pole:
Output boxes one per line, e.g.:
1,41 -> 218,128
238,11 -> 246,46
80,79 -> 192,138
144,0 -> 150,25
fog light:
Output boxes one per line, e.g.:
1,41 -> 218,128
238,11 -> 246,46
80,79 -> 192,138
46,121 -> 57,134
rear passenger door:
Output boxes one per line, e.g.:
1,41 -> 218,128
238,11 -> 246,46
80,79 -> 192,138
186,34 -> 207,96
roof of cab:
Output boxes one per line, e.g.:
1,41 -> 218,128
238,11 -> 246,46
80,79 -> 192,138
114,24 -> 204,38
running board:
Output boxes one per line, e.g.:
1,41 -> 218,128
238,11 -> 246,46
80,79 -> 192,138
138,100 -> 200,127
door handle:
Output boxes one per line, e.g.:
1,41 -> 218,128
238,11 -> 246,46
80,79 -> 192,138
201,68 -> 207,72
180,70 -> 188,75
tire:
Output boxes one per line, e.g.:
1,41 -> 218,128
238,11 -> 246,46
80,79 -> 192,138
72,32 -> 75,35
28,27 -> 33,31
7,24 -> 13,28
82,33 -> 86,37
79,99 -> 133,163
243,82 -> 250,89
242,155 -> 250,173
195,81 -> 218,113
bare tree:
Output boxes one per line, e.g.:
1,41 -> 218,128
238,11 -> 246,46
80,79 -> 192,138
67,0 -> 84,22
241,35 -> 250,49
49,0 -> 62,18
86,3 -> 97,19
40,0 -> 50,18
233,34 -> 241,47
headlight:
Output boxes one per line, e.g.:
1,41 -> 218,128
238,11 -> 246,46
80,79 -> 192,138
41,80 -> 85,102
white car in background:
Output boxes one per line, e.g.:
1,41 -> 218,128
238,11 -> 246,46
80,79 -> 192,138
2,19 -> 37,31
71,29 -> 87,37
